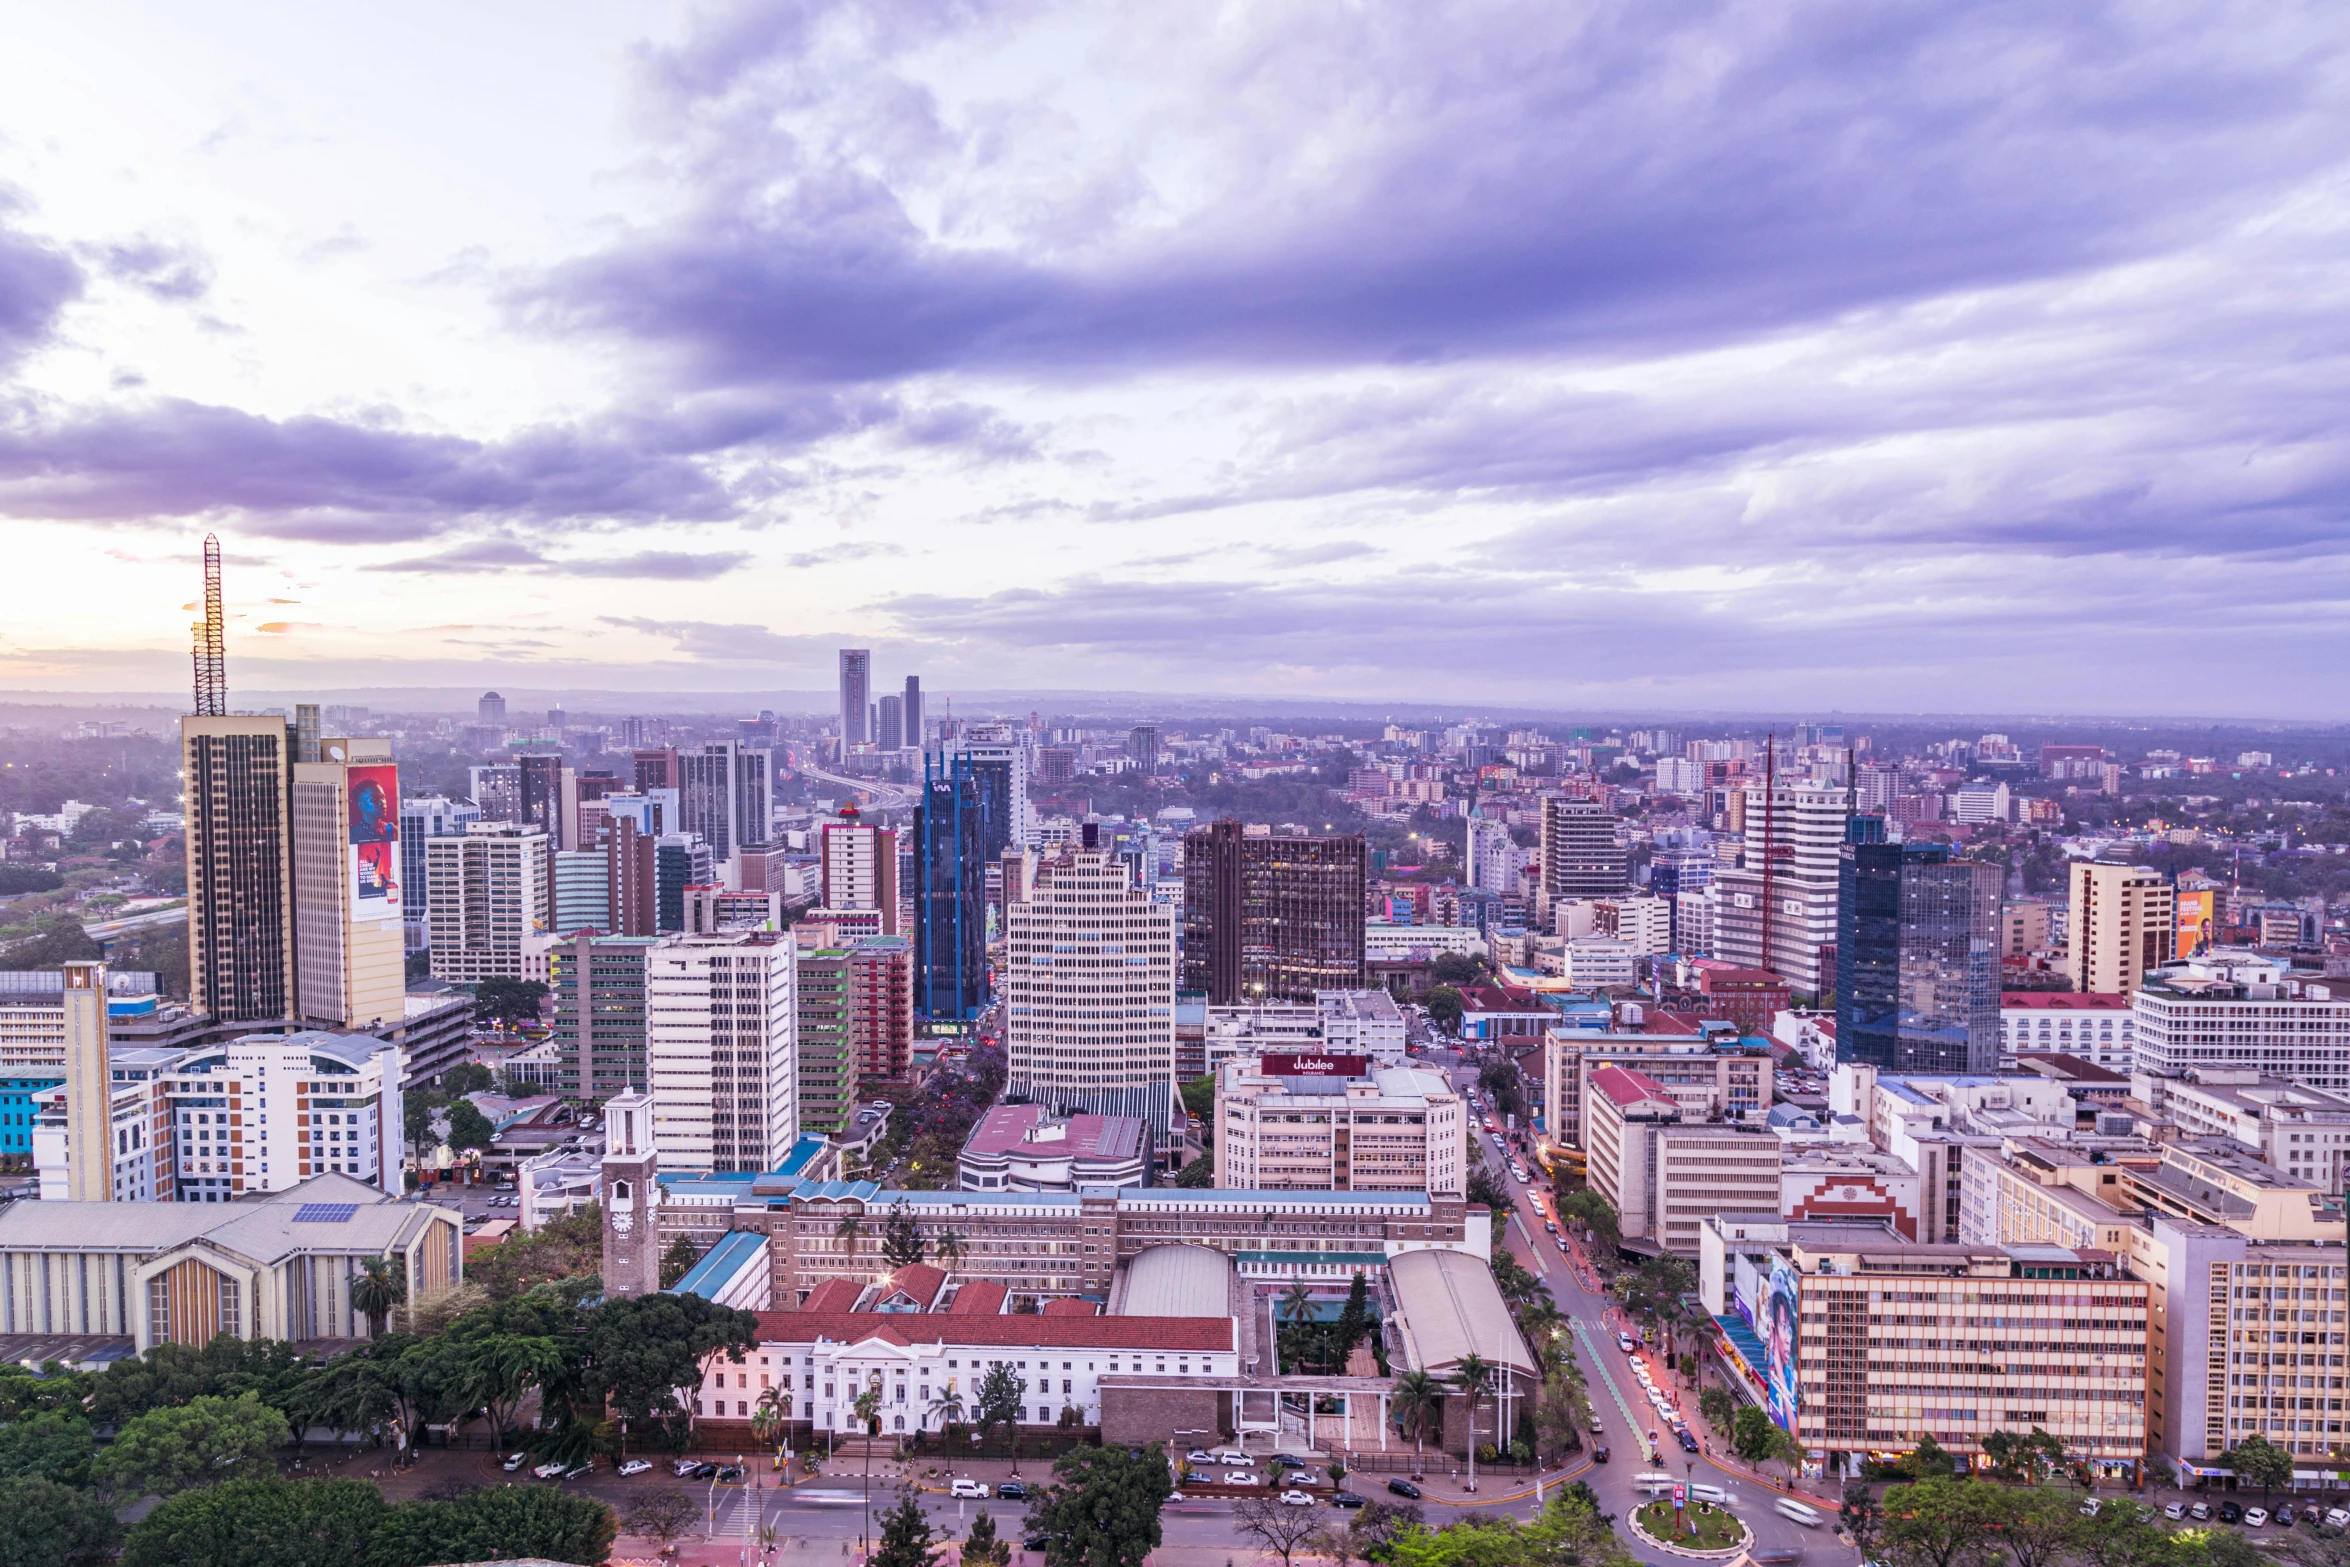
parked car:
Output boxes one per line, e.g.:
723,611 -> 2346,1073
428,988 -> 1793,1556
951,1480 -> 991,1500
2164,1503 -> 2186,1521
1280,1491 -> 1315,1508
1557,1237 -> 1573,1254
1023,1539 -> 1051,1553
1186,1450 -> 1218,1465
1677,1430 -> 1700,1453
1544,1220 -> 1558,1233
2275,1505 -> 2296,1527
2190,1502 -> 2211,1521
1330,1491 -> 1367,1509
2219,1503 -> 2245,1525
2080,1499 -> 2102,1518
532,1461 -> 568,1480
1272,1454 -> 1313,1469
1618,1334 -> 1638,1353
1592,1447 -> 1610,1464
693,1462 -> 720,1479
501,1452 -> 529,1472
1388,1479 -> 1423,1499
995,1481 -> 1030,1501
1225,1473 -> 1263,1488
716,1466 -> 745,1484
1214,1450 -> 1250,1465
617,1459 -> 653,1477
562,1463 -> 594,1481
2245,1509 -> 2270,1528
674,1459 -> 703,1478
1588,1416 -> 1605,1435
2327,1508 -> 2350,1529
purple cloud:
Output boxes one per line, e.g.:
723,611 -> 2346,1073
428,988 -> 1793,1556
0,209 -> 80,370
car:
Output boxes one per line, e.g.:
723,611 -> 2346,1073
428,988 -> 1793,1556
1618,1334 -> 1638,1353
1557,1237 -> 1572,1254
2219,1503 -> 2245,1525
1544,1220 -> 1558,1233
716,1466 -> 745,1484
617,1459 -> 654,1477
1330,1491 -> 1367,1509
1023,1539 -> 1051,1553
501,1452 -> 529,1471
2190,1503 -> 2211,1521
1677,1430 -> 1700,1453
2245,1509 -> 2271,1528
1226,1473 -> 1263,1488
2328,1507 -> 2350,1529
674,1459 -> 704,1477
1214,1450 -> 1250,1465
1592,1447 -> 1610,1464
2164,1503 -> 2186,1521
1750,1551 -> 1802,1567
2276,1506 -> 2296,1527
1280,1491 -> 1314,1507
951,1480 -> 991,1500
562,1462 -> 595,1481
1588,1416 -> 1605,1435
995,1480 -> 1030,1501
533,1461 -> 568,1479
1186,1450 -> 1218,1465
1272,1453 -> 1314,1468
1388,1479 -> 1423,1499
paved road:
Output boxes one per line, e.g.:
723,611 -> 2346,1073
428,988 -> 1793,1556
791,753 -> 915,812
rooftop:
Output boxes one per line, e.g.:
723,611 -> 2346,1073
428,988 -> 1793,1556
2002,992 -> 2130,1011
1588,1063 -> 1675,1110
1118,1244 -> 1232,1318
960,1104 -> 1145,1161
752,1310 -> 1234,1351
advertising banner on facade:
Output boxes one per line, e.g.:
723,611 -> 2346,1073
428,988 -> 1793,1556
2176,889 -> 2219,960
1763,1255 -> 1801,1431
348,763 -> 401,922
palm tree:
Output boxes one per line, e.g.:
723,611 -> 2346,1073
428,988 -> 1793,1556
350,1255 -> 403,1338
752,1386 -> 786,1463
1281,1281 -> 1318,1368
1452,1353 -> 1493,1494
853,1373 -> 884,1556
933,1228 -> 965,1269
928,1384 -> 966,1448
1390,1370 -> 1445,1481
836,1210 -> 865,1265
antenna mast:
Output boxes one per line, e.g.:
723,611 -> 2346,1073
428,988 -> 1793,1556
191,533 -> 226,716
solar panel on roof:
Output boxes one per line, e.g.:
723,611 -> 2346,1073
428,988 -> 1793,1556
293,1203 -> 359,1223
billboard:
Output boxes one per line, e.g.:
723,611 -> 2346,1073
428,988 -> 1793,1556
348,764 -> 401,922
1762,1255 -> 1801,1432
1261,1054 -> 1369,1078
2177,889 -> 2219,960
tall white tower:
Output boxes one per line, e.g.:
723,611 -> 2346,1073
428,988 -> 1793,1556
600,1090 -> 663,1298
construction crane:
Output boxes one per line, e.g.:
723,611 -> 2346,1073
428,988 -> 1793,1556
191,532 -> 226,716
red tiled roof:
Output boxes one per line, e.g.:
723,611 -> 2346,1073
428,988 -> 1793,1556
1641,1010 -> 1704,1036
1041,1299 -> 1099,1317
949,1280 -> 1008,1315
803,1279 -> 863,1313
1588,1064 -> 1673,1109
2001,992 -> 2129,1011
753,1311 -> 1232,1351
881,1263 -> 948,1308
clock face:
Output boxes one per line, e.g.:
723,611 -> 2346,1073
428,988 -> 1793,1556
613,1208 -> 634,1238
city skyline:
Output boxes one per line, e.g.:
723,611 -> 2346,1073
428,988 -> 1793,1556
1,6 -> 2348,711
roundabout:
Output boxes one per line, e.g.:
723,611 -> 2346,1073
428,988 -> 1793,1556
1626,1497 -> 1753,1559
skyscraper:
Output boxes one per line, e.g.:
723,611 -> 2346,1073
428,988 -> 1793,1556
291,736 -> 407,1030
1711,783 -> 1849,995
425,826 -> 549,983
182,713 -> 296,1023
1539,797 -> 1628,903
877,694 -> 905,752
1180,820 -> 1366,1004
1004,841 -> 1176,1106
820,809 -> 898,932
1126,724 -> 1161,774
550,933 -> 656,1100
914,753 -> 999,1020
646,931 -> 797,1174
903,675 -> 923,750
676,741 -> 771,866
398,794 -> 478,952
518,753 -> 565,848
2068,862 -> 2175,995
1466,816 -> 1525,894
1836,824 -> 2002,1073
478,691 -> 506,726
839,649 -> 871,746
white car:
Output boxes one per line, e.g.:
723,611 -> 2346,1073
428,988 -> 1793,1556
674,1458 -> 704,1477
1186,1450 -> 1217,1465
501,1452 -> 529,1471
951,1480 -> 992,1499
2163,1503 -> 2186,1521
2244,1509 -> 2270,1528
1217,1451 -> 1253,1465
1226,1473 -> 1263,1488
617,1459 -> 654,1477
1280,1490 -> 1314,1507
533,1461 -> 569,1479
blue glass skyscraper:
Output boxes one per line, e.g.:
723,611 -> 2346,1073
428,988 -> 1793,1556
1835,817 -> 2002,1073
916,750 -> 1017,1020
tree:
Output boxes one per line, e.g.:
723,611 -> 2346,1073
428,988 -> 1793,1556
118,1476 -> 385,1567
579,1290 -> 759,1451
0,1407 -> 97,1488
927,1382 -> 966,1443
0,917 -> 101,970
473,975 -> 550,1031
445,1097 -> 497,1154
1557,1189 -> 1619,1256
2070,1497 -> 2180,1567
1876,1476 -> 2008,1567
1451,1353 -> 1492,1490
1179,1074 -> 1217,1147
1391,1369 -> 1445,1478
623,1488 -> 703,1553
1613,1254 -> 1696,1365
351,1255 -> 405,1337
1905,1434 -> 1957,1479
659,1233 -> 701,1289
96,1390 -> 291,1499
1982,1427 -> 2066,1485
965,1507 -> 1010,1567
1465,1164 -> 1512,1218
1698,1386 -> 1737,1436
753,1385 -> 788,1451
366,1484 -> 618,1567
881,1199 -> 927,1270
0,1474 -> 119,1567
1174,1153 -> 1215,1187
438,1062 -> 495,1095
1432,951 -> 1482,985
1839,1482 -> 1881,1560
873,1485 -> 939,1567
1426,985 -> 1464,1034
2230,1432 -> 2295,1502
459,1328 -> 568,1448
2001,1485 -> 2087,1567
1730,1403 -> 1776,1467
1334,1270 -> 1373,1365
1233,1491 -> 1326,1567
1345,1499 -> 1424,1565
932,1227 -> 966,1268
975,1360 -> 1026,1469
403,1091 -> 444,1169
1026,1442 -> 1174,1567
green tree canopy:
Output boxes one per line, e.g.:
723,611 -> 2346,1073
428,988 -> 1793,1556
117,1472 -> 614,1567
437,1062 -> 494,1095
0,916 -> 102,970
881,1198 -> 927,1270
472,975 -> 550,1031
1426,986 -> 1464,1034
659,1233 -> 701,1289
1877,1475 -> 2011,1567
0,1473 -> 119,1567
1729,1403 -> 1776,1466
1432,952 -> 1483,985
1179,1075 -> 1217,1146
873,1485 -> 940,1567
1024,1441 -> 1174,1567
2228,1432 -> 2294,1496
580,1291 -> 758,1445
965,1507 -> 1009,1567
0,1407 -> 97,1488
1173,1153 -> 1214,1187
96,1390 -> 291,1500
444,1098 -> 498,1154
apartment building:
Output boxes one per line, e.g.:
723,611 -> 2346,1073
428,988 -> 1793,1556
1543,1032 -> 1772,1149
1213,1055 -> 1465,1195
2137,1073 -> 2350,1193
1004,845 -> 1177,1108
647,931 -> 799,1175
2000,992 -> 2132,1070
1712,785 -> 1847,996
425,825 -> 550,983
2069,862 -> 2174,996
1584,1065 -> 1782,1256
2133,951 -> 2350,1089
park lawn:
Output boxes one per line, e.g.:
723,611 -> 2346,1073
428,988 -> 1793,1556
1633,1497 -> 1743,1551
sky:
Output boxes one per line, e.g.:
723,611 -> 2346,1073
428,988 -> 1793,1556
2,1 -> 2349,715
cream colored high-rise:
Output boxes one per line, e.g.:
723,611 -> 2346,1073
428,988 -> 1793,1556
1003,848 -> 1176,1101
292,738 -> 407,1030
426,826 -> 550,984
62,962 -> 109,1202
646,932 -> 798,1174
2068,862 -> 2174,995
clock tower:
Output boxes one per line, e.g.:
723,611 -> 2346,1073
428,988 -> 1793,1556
600,1091 -> 663,1298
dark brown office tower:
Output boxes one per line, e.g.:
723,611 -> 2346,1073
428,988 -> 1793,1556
607,817 -> 658,936
1181,819 -> 1366,1003
631,746 -> 679,793
182,714 -> 296,1022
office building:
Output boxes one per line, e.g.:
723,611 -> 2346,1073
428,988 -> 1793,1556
1699,1217 -> 2149,1477
1181,820 -> 1366,1004
552,849 -> 614,935
957,1103 -> 1150,1191
397,794 -> 477,951
877,694 -> 905,752
549,933 -> 657,1101
903,675 -> 924,750
1213,1053 -> 1465,1194
1538,797 -> 1627,902
845,937 -> 913,1086
1836,833 -> 2002,1074
1315,989 -> 1410,1061
944,725 -> 1032,854
685,885 -> 783,933
1127,724 -> 1162,773
182,713 -> 296,1023
478,691 -> 506,726
657,834 -> 714,933
2135,1075 -> 2350,1194
2068,862 -> 2175,996
1999,992 -> 2132,1069
290,737 -> 407,1031
2133,951 -> 2350,1088
1543,1034 -> 1774,1149
425,825 -> 550,983
839,649 -> 872,746
795,947 -> 861,1136
31,1040 -> 174,1204
677,741 -> 771,866
1466,817 -> 1526,896
631,746 -> 681,792
1584,1064 -> 1782,1255
1003,842 -> 1177,1107
646,932 -> 798,1174
518,753 -> 565,847
914,753 -> 1002,1020
1711,783 -> 1848,996
604,817 -> 659,937
2003,899 -> 2054,958
821,810 -> 898,933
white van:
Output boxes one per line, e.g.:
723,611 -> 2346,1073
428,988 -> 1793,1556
1776,1498 -> 1824,1528
1689,1482 -> 1727,1505
1634,1472 -> 1675,1494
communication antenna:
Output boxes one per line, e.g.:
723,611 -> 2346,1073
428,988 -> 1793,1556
191,533 -> 227,716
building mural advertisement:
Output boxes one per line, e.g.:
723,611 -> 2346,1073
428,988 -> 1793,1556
2176,888 -> 2219,959
1763,1254 -> 1801,1431
349,764 -> 401,921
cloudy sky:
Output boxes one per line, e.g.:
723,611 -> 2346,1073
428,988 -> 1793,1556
2,0 -> 2347,714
